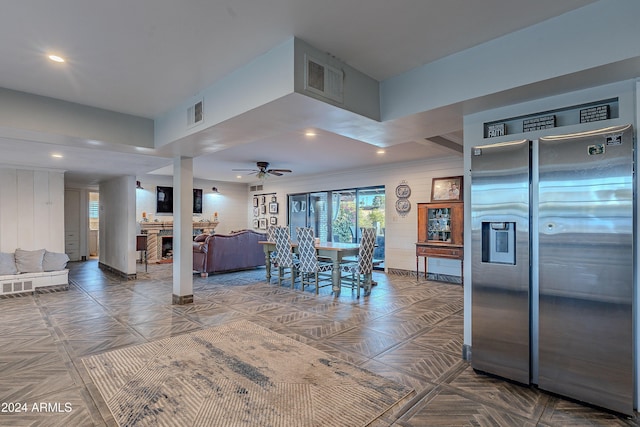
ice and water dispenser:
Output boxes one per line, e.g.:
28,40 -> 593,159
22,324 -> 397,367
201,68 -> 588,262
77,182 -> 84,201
481,222 -> 516,265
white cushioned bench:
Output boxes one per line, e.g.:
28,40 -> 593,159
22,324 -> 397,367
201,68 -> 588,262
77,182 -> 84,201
0,270 -> 69,295
0,249 -> 69,296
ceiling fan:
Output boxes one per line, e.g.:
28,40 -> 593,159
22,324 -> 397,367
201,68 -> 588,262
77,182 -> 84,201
232,161 -> 292,179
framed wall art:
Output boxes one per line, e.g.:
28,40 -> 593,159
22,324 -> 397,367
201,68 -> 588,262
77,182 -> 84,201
431,176 -> 463,202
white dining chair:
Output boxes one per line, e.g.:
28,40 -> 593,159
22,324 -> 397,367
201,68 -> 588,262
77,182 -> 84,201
296,227 -> 333,294
339,227 -> 376,297
273,226 -> 299,287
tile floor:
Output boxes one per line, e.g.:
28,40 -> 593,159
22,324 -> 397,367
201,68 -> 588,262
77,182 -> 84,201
0,260 -> 638,426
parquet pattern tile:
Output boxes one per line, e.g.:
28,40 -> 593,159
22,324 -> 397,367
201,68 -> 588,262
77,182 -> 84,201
446,366 -> 549,419
539,396 -> 637,426
365,314 -> 437,340
0,261 -> 637,426
182,306 -> 249,327
411,326 -> 464,356
325,326 -> 404,358
286,317 -> 354,340
376,342 -> 464,381
398,387 -> 538,427
257,306 -> 324,325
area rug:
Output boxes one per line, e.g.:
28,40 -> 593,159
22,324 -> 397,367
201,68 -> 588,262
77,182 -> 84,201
83,320 -> 414,426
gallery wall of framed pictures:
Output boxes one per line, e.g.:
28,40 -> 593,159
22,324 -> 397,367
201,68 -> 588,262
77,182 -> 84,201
253,193 -> 278,230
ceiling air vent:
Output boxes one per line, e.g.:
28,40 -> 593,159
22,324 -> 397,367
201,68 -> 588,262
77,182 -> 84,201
187,100 -> 204,127
304,55 -> 343,103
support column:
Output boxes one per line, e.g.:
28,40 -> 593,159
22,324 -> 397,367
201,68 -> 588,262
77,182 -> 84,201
172,156 -> 194,304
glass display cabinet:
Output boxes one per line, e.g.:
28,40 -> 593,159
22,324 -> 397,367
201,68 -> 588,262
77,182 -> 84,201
416,202 -> 464,282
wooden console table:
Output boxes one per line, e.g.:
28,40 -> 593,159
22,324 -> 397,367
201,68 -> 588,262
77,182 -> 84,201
415,243 -> 463,283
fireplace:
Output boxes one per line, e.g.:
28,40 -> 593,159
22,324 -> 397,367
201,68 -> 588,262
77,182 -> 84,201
161,236 -> 173,259
138,220 -> 218,263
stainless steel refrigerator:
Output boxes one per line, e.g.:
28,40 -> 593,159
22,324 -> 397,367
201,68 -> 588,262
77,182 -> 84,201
471,124 -> 634,415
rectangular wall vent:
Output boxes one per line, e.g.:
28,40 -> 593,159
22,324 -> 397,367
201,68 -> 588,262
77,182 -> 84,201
187,100 -> 204,127
304,55 -> 343,103
250,185 -> 264,192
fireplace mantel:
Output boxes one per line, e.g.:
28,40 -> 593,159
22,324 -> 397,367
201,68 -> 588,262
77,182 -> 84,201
139,221 -> 219,262
139,220 -> 219,233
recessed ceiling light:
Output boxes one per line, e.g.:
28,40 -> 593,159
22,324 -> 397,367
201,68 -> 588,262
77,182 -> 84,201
305,130 -> 317,137
48,54 -> 65,63
376,149 -> 386,155
236,175 -> 242,179
51,153 -> 63,158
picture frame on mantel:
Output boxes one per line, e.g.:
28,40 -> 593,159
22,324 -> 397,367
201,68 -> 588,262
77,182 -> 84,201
431,176 -> 463,202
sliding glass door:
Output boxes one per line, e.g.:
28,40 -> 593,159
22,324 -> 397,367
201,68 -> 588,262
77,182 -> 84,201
288,193 -> 307,241
309,192 -> 329,242
287,186 -> 385,265
331,190 -> 356,242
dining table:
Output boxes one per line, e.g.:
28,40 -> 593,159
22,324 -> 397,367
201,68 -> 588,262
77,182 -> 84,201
259,240 -> 360,292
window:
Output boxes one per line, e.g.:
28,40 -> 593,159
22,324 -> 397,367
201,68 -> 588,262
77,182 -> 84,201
89,192 -> 99,231
287,186 -> 385,265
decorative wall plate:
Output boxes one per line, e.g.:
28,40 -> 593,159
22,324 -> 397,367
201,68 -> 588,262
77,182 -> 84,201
395,184 -> 411,198
395,198 -> 411,214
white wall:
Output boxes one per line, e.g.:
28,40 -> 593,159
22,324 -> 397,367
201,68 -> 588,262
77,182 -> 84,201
381,0 -> 640,121
154,38 -> 295,148
0,87 -> 154,148
248,156 -> 463,273
293,38 -> 380,121
99,175 -> 136,275
135,176 -> 249,235
0,168 -> 64,253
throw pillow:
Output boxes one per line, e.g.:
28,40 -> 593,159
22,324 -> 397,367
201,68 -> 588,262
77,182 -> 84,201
43,251 -> 70,271
194,234 -> 208,242
0,252 -> 18,275
14,248 -> 46,273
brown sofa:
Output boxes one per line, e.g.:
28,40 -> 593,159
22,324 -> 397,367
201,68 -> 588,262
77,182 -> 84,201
193,229 -> 266,277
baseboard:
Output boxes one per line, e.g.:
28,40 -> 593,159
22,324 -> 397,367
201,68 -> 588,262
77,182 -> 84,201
98,262 -> 137,280
462,344 -> 472,361
172,294 -> 194,305
387,268 -> 462,285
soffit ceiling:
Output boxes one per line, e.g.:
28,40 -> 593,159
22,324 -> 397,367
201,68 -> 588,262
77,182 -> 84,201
0,0 -> 599,186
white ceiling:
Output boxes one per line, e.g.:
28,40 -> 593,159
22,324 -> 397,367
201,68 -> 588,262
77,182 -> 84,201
0,0 -> 600,186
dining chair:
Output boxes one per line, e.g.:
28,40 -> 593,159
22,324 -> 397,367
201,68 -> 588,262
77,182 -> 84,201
266,225 -> 279,279
296,227 -> 333,294
273,225 -> 299,287
339,227 -> 376,297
